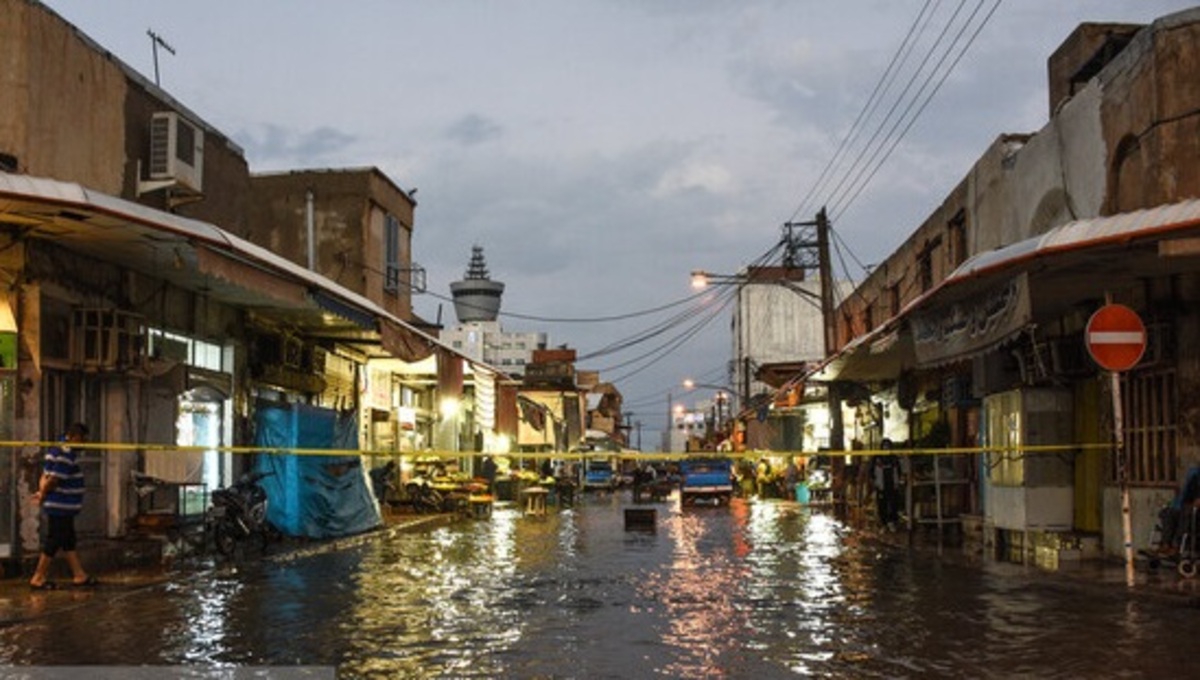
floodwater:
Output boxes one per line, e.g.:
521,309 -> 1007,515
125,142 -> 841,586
1,492 -> 1197,678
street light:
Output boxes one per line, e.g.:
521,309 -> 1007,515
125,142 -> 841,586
690,269 -> 822,309
682,379 -> 732,440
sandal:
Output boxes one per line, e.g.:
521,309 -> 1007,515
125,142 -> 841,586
29,581 -> 57,591
71,575 -> 100,587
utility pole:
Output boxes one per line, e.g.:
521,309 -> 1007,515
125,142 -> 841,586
665,391 -> 672,453
817,206 -> 843,454
816,207 -> 835,359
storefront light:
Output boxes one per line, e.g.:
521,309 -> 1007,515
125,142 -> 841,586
440,397 -> 460,420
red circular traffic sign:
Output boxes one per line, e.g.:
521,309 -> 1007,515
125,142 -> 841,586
1085,303 -> 1146,371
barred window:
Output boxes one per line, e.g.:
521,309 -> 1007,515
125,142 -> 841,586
1115,367 -> 1178,486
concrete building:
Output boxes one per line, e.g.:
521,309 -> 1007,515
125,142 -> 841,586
0,0 -> 513,569
441,321 -> 547,376
246,168 -> 423,325
794,9 -> 1200,564
727,266 -> 853,452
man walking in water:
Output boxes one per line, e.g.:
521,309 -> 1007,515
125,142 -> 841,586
29,422 -> 97,589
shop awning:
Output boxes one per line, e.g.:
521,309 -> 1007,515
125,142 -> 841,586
0,173 -> 507,376
803,197 -> 1200,385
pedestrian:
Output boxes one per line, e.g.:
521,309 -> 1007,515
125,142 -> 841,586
369,460 -> 398,505
480,455 -> 498,494
29,422 -> 98,590
756,458 -> 772,497
873,439 -> 901,531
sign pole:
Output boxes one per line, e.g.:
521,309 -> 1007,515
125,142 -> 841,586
1112,362 -> 1134,586
1086,297 -> 1146,587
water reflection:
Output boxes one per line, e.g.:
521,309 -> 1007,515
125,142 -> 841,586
2,493 -> 1200,677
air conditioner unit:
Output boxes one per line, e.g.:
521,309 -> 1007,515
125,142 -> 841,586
149,112 -> 204,192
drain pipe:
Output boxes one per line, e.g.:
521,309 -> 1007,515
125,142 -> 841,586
306,189 -> 315,271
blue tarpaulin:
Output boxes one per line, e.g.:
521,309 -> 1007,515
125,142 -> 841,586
253,402 -> 381,539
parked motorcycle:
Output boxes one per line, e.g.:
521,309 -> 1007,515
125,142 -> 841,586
405,475 -> 446,514
209,470 -> 278,556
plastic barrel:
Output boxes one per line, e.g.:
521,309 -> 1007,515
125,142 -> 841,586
795,483 -> 810,504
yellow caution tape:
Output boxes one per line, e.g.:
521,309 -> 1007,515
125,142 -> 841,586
0,441 -> 1113,460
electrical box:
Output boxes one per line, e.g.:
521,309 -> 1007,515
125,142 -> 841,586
982,388 -> 1074,530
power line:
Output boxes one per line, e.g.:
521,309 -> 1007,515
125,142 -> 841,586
418,286 -> 715,324
822,0 -> 973,216
832,0 -> 1002,221
788,0 -> 937,223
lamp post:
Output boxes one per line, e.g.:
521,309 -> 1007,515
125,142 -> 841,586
682,379 -> 732,442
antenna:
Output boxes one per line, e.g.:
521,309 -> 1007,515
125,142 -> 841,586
146,29 -> 176,87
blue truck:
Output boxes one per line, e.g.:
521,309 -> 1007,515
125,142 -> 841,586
679,457 -> 734,506
582,457 -> 617,490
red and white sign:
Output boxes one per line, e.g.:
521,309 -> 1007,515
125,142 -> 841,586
1085,304 -> 1146,372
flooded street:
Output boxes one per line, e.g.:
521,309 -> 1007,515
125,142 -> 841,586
2,492 -> 1197,678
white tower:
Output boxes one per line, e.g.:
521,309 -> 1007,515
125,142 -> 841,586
450,245 -> 505,323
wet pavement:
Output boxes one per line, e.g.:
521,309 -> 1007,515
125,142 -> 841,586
1,494 -> 1198,677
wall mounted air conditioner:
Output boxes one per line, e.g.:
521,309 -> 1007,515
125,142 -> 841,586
149,111 -> 204,192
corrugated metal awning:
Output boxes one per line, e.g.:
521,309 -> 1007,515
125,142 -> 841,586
803,198 -> 1200,385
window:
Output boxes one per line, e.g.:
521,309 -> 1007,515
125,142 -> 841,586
917,235 -> 942,293
147,327 -> 224,372
1116,367 -> 1178,486
948,210 -> 968,267
384,214 -> 401,293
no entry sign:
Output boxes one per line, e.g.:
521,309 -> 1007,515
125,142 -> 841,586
1085,303 -> 1146,372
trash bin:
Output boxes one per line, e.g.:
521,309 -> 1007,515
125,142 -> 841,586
795,482 -> 810,504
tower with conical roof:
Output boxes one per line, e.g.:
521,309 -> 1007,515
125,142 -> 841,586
450,245 -> 505,323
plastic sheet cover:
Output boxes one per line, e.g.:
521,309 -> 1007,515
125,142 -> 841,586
253,402 -> 382,538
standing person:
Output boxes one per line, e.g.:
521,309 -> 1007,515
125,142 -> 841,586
480,455 -> 498,494
29,422 -> 97,590
873,439 -> 901,531
369,460 -> 398,505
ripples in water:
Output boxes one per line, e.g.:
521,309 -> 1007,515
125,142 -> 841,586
2,493 -> 1198,678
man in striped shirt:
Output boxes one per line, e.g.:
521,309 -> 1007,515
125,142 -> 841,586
29,422 -> 97,589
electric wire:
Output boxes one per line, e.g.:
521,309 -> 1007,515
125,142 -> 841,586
821,0 -> 973,217
831,0 -> 1002,221
788,0 -> 937,223
419,285 -> 714,323
599,288 -> 736,378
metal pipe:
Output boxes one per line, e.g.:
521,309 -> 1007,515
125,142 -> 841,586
306,189 -> 315,271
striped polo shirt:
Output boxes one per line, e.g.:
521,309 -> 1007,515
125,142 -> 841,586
42,442 -> 84,516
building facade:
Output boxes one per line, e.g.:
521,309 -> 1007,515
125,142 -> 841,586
0,0 -> 516,569
806,9 -> 1200,562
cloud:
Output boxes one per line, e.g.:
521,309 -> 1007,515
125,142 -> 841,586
652,160 -> 736,198
236,123 -> 357,168
444,114 -> 504,146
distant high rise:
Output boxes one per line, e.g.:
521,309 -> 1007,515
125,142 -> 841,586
450,245 -> 505,323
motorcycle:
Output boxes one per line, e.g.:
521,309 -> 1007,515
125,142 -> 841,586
209,470 -> 278,556
405,475 -> 446,514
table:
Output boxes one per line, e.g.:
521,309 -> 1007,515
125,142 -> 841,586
467,494 -> 494,519
521,486 -> 549,516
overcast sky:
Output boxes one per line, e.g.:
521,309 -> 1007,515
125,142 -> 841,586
42,0 -> 1196,448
